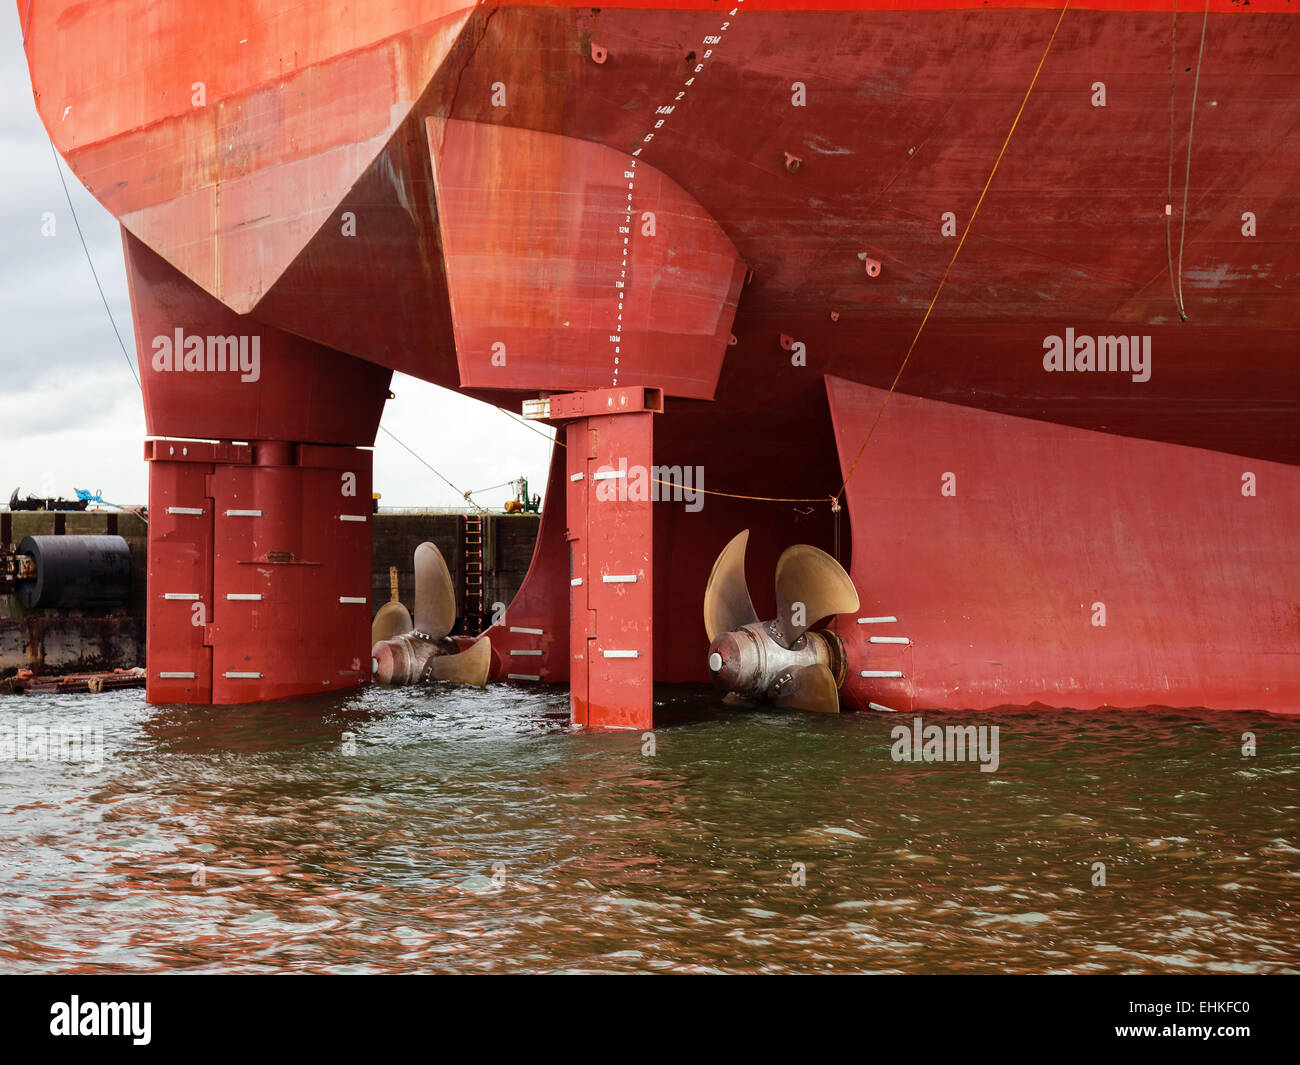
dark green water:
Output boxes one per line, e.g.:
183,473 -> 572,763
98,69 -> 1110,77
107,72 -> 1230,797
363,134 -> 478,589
1,686 -> 1297,973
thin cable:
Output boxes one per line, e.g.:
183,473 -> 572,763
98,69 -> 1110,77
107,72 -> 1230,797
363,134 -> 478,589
496,403 -> 562,446
647,479 -> 827,503
1176,0 -> 1210,317
377,424 -> 487,511
465,478 -> 517,496
1165,0 -> 1184,319
836,0 -> 1072,499
48,138 -> 140,388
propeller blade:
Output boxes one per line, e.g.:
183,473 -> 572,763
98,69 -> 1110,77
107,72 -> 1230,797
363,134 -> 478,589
773,544 -> 859,647
370,600 -> 413,646
771,663 -> 841,714
413,541 -> 457,640
704,529 -> 759,642
427,636 -> 492,688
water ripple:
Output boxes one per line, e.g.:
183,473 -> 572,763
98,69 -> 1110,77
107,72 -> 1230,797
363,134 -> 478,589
0,688 -> 1296,973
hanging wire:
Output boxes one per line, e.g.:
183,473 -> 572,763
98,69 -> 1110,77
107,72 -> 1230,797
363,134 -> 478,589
465,478 -> 518,497
1165,0 -> 1183,319
377,425 -> 487,512
1175,0 -> 1211,319
496,403 -> 559,445
47,139 -> 140,388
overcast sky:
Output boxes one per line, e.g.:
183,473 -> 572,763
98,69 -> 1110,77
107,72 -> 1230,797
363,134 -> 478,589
0,7 -> 552,511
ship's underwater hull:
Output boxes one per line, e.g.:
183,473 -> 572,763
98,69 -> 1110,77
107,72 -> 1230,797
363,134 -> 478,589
19,1 -> 1300,714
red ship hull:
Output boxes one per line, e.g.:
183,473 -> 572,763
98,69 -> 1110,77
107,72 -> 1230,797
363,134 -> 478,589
19,1 -> 1300,716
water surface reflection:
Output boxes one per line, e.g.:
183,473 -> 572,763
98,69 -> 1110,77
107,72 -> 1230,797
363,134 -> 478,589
1,686 -> 1296,973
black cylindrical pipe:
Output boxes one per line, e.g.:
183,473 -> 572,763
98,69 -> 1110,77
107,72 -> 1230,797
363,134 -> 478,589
16,535 -> 132,610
